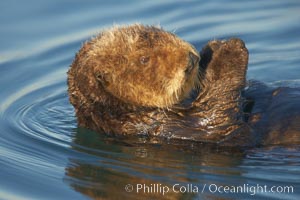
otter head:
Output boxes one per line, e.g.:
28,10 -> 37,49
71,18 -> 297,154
87,24 -> 200,108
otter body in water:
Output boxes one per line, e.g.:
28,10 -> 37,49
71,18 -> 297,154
68,24 -> 300,146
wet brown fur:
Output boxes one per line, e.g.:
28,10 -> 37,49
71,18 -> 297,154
67,24 -> 249,143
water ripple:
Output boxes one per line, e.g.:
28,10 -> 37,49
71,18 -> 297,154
1,0 -> 300,199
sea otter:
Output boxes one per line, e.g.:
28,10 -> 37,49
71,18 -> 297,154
68,24 -> 300,146
67,24 -> 249,143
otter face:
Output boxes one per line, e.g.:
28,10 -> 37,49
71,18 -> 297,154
89,24 -> 200,108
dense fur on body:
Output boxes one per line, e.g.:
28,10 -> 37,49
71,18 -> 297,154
68,24 -> 249,143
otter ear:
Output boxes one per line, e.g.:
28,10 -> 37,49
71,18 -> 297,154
95,71 -> 111,88
199,38 -> 248,90
94,54 -> 127,88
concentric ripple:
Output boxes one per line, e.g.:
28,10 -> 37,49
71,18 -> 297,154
1,70 -> 75,147
0,62 -> 88,198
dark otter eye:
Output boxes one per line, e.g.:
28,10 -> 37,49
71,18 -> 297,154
140,56 -> 150,65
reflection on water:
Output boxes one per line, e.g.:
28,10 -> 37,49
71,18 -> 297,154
1,0 -> 300,199
66,129 -> 246,199
65,129 -> 300,199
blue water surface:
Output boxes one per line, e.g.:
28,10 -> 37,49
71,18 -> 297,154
0,0 -> 300,199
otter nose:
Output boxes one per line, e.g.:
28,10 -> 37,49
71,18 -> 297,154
189,52 -> 199,66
